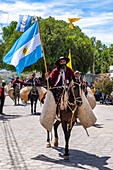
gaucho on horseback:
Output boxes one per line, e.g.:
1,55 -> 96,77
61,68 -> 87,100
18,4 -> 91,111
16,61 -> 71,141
41,56 -> 96,160
27,72 -> 41,114
42,56 -> 83,159
27,72 -> 41,87
13,76 -> 24,105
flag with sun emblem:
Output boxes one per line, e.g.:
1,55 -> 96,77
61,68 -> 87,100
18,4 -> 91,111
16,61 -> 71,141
3,21 -> 43,76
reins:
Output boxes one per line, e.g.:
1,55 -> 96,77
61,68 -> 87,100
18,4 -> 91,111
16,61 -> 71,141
59,74 -> 82,129
66,81 -> 82,129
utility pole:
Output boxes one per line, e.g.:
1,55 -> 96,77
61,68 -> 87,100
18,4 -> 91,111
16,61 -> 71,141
99,47 -> 103,74
93,43 -> 95,74
101,52 -> 103,74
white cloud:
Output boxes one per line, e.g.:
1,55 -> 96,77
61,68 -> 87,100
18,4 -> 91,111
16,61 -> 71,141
0,0 -> 113,45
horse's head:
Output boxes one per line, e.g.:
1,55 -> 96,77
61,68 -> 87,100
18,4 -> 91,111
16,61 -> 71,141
15,83 -> 20,92
68,75 -> 82,107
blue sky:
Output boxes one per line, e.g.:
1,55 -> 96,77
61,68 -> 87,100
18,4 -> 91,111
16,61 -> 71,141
0,0 -> 113,46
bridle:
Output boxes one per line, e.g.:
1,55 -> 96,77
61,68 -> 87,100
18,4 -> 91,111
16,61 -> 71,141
65,80 -> 82,129
71,81 -> 82,103
67,81 -> 82,107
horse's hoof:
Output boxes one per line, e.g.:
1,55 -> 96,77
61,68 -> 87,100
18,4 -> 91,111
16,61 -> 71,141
64,155 -> 69,160
46,142 -> 51,148
54,138 -> 58,147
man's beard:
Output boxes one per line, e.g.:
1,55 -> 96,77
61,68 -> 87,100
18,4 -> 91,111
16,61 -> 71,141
59,64 -> 66,72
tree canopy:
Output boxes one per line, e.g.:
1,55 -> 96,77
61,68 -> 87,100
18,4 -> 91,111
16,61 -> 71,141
94,74 -> 113,96
0,17 -> 113,76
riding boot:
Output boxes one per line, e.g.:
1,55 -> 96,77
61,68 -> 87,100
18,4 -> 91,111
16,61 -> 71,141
34,109 -> 36,114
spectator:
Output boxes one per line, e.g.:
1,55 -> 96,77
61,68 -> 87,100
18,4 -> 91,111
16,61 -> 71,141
91,86 -> 97,100
96,89 -> 100,101
105,96 -> 111,106
0,81 -> 6,115
111,97 -> 113,105
100,96 -> 104,105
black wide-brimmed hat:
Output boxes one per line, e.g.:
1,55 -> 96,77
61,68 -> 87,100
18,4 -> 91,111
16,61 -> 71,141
32,72 -> 36,76
55,56 -> 69,65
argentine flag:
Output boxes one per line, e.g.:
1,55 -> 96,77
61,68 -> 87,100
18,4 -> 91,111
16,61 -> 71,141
3,21 -> 43,76
16,15 -> 32,32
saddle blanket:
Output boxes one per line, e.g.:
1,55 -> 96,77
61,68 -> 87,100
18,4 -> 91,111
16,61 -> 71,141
7,85 -> 14,101
87,87 -> 96,110
77,90 -> 97,129
40,89 -> 57,132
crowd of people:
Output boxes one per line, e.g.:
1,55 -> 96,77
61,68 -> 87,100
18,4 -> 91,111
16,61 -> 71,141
99,95 -> 113,105
91,86 -> 113,106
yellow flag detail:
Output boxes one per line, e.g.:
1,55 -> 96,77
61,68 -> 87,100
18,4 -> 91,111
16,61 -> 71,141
68,18 -> 82,29
67,49 -> 72,69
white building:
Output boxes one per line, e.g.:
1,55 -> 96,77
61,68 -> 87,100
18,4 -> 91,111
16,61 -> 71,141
110,66 -> 113,80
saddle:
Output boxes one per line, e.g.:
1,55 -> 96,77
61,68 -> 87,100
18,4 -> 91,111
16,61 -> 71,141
49,86 -> 64,104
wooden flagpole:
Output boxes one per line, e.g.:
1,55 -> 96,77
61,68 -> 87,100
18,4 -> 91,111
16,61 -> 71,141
37,17 -> 49,89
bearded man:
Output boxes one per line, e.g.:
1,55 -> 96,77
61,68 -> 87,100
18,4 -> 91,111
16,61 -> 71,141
45,56 -> 74,87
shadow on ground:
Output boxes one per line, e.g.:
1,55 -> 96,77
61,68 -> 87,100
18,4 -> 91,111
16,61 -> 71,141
0,114 -> 22,121
75,121 -> 103,129
32,146 -> 110,170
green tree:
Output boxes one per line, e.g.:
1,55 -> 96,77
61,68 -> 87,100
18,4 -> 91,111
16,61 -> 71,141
94,74 -> 113,95
40,17 -> 93,74
1,16 -> 111,76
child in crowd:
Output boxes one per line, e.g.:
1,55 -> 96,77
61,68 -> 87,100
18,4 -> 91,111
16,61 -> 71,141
100,96 -> 104,104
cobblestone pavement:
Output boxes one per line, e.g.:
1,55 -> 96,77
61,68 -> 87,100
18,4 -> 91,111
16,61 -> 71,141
0,96 -> 113,170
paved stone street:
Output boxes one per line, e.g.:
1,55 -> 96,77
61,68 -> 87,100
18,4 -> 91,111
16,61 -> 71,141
0,96 -> 113,170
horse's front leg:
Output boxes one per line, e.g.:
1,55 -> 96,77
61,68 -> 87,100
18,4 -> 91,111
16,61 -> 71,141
34,98 -> 37,114
46,130 -> 51,148
31,99 -> 33,114
62,121 -> 73,160
54,120 -> 60,147
14,91 -> 16,105
18,95 -> 19,105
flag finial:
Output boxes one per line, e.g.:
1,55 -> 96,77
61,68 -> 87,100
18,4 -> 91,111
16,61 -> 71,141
68,18 -> 82,29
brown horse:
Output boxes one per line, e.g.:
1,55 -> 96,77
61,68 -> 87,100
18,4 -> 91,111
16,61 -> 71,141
47,76 -> 82,160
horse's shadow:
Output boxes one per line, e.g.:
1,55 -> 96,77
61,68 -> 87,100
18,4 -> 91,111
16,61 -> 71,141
32,147 -> 110,170
75,121 -> 103,129
0,114 -> 22,121
30,112 -> 41,116
13,104 -> 26,106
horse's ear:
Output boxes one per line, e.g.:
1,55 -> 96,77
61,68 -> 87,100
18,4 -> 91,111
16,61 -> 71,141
72,74 -> 76,82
